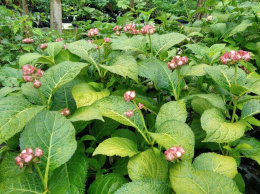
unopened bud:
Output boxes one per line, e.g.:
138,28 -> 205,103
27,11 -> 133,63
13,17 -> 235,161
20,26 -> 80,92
124,91 -> 136,102
40,43 -> 48,50
104,37 -> 111,43
35,148 -> 43,157
33,80 -> 41,89
124,110 -> 134,118
61,108 -> 70,116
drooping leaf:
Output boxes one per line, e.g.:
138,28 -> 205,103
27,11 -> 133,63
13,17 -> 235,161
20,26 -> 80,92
193,153 -> 238,178
0,95 -> 44,144
100,55 -> 138,82
72,83 -> 110,108
88,173 -> 128,194
156,100 -> 187,127
115,179 -> 172,194
20,111 -> 77,172
170,161 -> 241,194
128,149 -> 168,182
69,106 -> 103,122
149,120 -> 195,161
93,137 -> 139,157
201,108 -> 246,143
241,100 -> 260,119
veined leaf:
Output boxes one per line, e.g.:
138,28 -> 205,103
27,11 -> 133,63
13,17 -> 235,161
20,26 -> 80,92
100,55 -> 138,82
184,64 -> 209,77
0,96 -> 44,144
69,106 -> 103,122
193,153 -> 238,178
19,53 -> 42,67
93,137 -> 139,157
128,149 -> 168,182
88,173 -> 128,194
44,41 -> 64,57
227,20 -> 252,37
152,32 -> 186,56
241,100 -> 260,119
54,49 -> 80,64
0,87 -> 20,99
0,173 -> 44,194
0,66 -> 22,87
156,100 -> 187,128
149,120 -> 195,161
72,83 -> 110,108
201,108 -> 246,143
20,111 -> 77,172
170,161 -> 241,194
248,80 -> 260,95
115,179 -> 172,194
237,138 -> 260,164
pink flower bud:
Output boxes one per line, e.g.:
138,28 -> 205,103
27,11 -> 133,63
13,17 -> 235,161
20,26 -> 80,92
113,26 -> 122,31
88,28 -> 99,37
164,146 -> 185,161
115,31 -> 121,36
27,148 -> 34,154
123,27 -> 127,32
88,40 -> 94,44
22,65 -> 30,72
23,76 -> 31,82
164,149 -> 175,161
104,37 -> 111,43
55,38 -> 64,42
35,148 -> 44,157
124,110 -> 134,118
36,69 -> 44,77
61,108 -> 70,116
33,80 -> 41,89
40,43 -> 48,50
63,44 -> 68,50
138,103 -> 144,109
23,154 -> 33,163
124,91 -> 136,102
27,65 -> 36,74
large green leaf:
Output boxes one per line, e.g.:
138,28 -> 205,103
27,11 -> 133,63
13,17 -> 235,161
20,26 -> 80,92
69,106 -> 103,122
72,83 -> 110,108
44,41 -> 64,57
100,55 -> 138,82
241,100 -> 260,119
88,173 -> 128,194
54,49 -> 80,64
184,64 -> 209,77
237,138 -> 260,164
0,96 -> 44,144
170,161 -> 241,194
227,20 -> 252,37
93,137 -> 139,157
156,100 -> 187,127
19,53 -> 42,67
0,173 -> 44,194
149,120 -> 195,161
48,148 -> 88,194
20,111 -> 77,172
115,179 -> 172,194
0,66 -> 22,87
201,108 -> 246,143
191,93 -> 227,114
248,80 -> 260,95
193,153 -> 238,178
152,32 -> 187,56
128,149 -> 168,182
0,87 -> 20,99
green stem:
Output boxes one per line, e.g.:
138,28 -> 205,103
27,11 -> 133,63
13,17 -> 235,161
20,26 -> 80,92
221,0 -> 226,12
33,163 -> 47,192
176,68 -> 181,101
234,63 -> 238,85
183,0 -> 191,24
38,89 -> 45,106
148,34 -> 153,56
231,97 -> 238,123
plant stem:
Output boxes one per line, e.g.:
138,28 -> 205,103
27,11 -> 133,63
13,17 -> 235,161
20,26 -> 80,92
176,68 -> 181,101
33,163 -> 47,192
183,0 -> 191,24
148,34 -> 153,56
234,63 -> 238,85
38,89 -> 46,106
231,97 -> 238,123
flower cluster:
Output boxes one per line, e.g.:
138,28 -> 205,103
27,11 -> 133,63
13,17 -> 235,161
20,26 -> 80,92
55,38 -> 64,42
61,108 -> 70,116
164,146 -> 185,161
123,23 -> 138,35
140,24 -> 156,35
206,15 -> 213,22
22,38 -> 34,44
113,25 -> 122,31
15,148 -> 43,169
123,91 -> 144,118
220,50 -> 250,64
167,56 -> 188,70
104,37 -> 111,43
88,28 -> 99,37
40,43 -> 48,50
22,65 -> 44,89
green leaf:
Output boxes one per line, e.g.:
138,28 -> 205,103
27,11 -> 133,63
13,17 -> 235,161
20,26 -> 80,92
156,100 -> 187,128
241,100 -> 260,119
227,20 -> 252,37
128,149 -> 168,182
115,179 -> 171,194
149,120 -> 195,161
88,173 -> 128,194
233,173 -> 245,194
19,53 -> 42,67
237,138 -> 260,164
193,153 -> 238,178
111,129 -> 138,144
20,111 -> 77,172
0,87 -> 20,99
44,41 -> 64,57
93,137 -> 139,157
54,49 -> 80,64
201,108 -> 246,143
170,161 -> 241,194
230,84 -> 249,96
152,32 -> 187,56
248,80 -> 260,95
112,158 -> 129,176
48,149 -> 88,194
186,44 -> 208,56
69,106 -> 104,122
72,83 -> 110,108
184,64 -> 210,77
0,173 -> 43,193
191,93 -> 227,114
0,66 -> 22,87
0,96 -> 44,144
100,55 -> 138,82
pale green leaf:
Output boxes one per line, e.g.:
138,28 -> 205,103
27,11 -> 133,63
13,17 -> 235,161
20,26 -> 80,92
20,111 -> 77,172
0,87 -> 20,99
0,96 -> 44,144
227,20 -> 252,37
93,137 -> 139,157
193,153 -> 238,178
241,100 -> 260,119
0,66 -> 22,87
19,53 -> 42,67
54,49 -> 80,64
111,129 -> 138,144
184,64 -> 210,77
201,108 -> 246,143
237,138 -> 260,164
44,41 -> 64,57
69,106 -> 104,122
128,149 -> 168,182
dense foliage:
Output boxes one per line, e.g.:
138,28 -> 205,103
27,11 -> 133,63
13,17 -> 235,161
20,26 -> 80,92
0,0 -> 260,193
